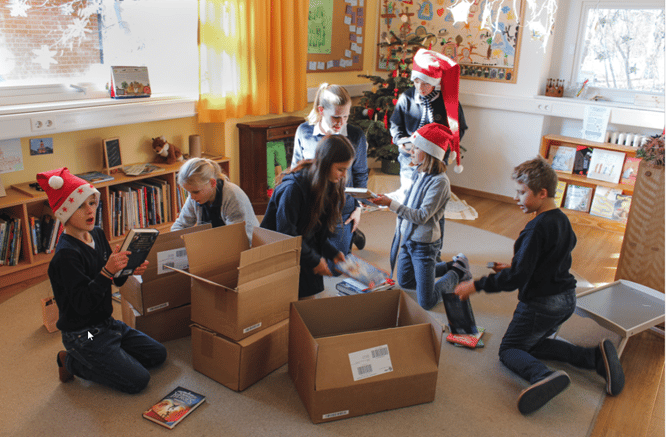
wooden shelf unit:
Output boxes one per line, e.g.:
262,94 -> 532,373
540,134 -> 637,231
0,158 -> 229,288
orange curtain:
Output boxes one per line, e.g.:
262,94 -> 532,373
198,0 -> 308,123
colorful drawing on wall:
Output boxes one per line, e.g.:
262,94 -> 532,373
308,0 -> 334,54
377,0 -> 525,83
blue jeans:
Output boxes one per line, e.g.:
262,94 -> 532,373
499,291 -> 597,384
61,318 -> 167,394
327,196 -> 356,276
396,239 -> 459,310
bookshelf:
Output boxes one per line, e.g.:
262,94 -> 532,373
0,158 -> 229,289
540,134 -> 637,231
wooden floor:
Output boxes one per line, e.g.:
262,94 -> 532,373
1,191 -> 663,436
453,190 -> 665,437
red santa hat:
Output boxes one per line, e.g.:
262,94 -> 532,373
36,168 -> 99,224
411,123 -> 457,165
411,48 -> 463,172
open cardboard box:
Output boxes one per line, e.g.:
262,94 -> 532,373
170,222 -> 301,341
120,224 -> 210,315
191,319 -> 289,391
289,289 -> 444,423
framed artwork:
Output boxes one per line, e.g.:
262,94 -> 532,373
103,137 -> 123,174
376,0 -> 525,83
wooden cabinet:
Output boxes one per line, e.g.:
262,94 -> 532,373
540,134 -> 637,231
237,116 -> 304,214
0,158 -> 229,290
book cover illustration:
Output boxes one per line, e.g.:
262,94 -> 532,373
611,193 -> 632,223
563,185 -> 593,212
554,181 -> 567,207
589,186 -> 622,219
587,148 -> 626,183
115,228 -> 160,278
620,157 -> 641,185
572,146 -> 593,175
335,254 -> 395,291
143,386 -> 205,429
548,146 -> 577,173
442,292 -> 478,335
447,326 -> 485,348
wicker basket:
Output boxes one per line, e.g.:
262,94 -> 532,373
41,297 -> 59,333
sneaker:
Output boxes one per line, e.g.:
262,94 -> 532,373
352,229 -> 366,250
517,370 -> 570,415
57,350 -> 74,383
452,253 -> 472,282
598,339 -> 625,396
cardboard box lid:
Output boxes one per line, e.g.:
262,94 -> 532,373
142,224 -> 211,282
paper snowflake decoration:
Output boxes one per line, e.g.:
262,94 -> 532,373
32,45 -> 58,69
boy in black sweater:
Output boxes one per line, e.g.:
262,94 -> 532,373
455,157 -> 625,415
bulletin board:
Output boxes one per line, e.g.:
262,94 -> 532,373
307,0 -> 367,73
376,0 -> 525,83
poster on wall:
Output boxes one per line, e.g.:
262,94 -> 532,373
308,0 -> 334,54
377,0 -> 524,83
0,138 -> 24,174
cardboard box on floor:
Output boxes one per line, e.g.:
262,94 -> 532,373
191,319 -> 289,391
170,222 -> 301,341
120,224 -> 211,315
121,296 -> 191,342
289,289 -> 444,424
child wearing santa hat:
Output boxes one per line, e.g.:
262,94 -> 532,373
37,168 -> 166,393
371,123 -> 472,310
390,48 -> 468,203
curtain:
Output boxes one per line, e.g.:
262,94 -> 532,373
198,0 -> 308,123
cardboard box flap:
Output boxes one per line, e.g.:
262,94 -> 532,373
181,223 -> 248,277
314,324 -> 438,391
289,303 -> 320,393
166,266 -> 237,293
142,224 -> 211,282
398,292 -> 444,361
292,290 -> 401,338
238,229 -> 301,284
238,249 -> 300,285
251,226 -> 301,248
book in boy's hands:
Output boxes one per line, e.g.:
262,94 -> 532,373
442,292 -> 478,335
142,386 -> 205,429
447,326 -> 485,348
345,187 -> 379,199
335,254 -> 394,292
114,228 -> 159,278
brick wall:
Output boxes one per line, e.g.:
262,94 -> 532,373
0,0 -> 100,81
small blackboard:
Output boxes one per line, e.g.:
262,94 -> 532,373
103,137 -> 122,173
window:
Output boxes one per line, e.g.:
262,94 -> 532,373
0,0 -> 198,106
572,1 -> 664,102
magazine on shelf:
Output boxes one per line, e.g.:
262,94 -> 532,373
587,148 -> 626,183
334,254 -> 394,293
620,157 -> 641,185
563,184 -> 593,212
611,193 -> 632,223
76,171 -> 115,184
572,146 -> 593,176
554,181 -> 567,207
589,186 -> 622,220
547,145 -> 576,173
114,228 -> 160,278
142,386 -> 205,429
442,292 -> 478,335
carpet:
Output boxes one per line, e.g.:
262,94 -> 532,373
1,211 -> 619,437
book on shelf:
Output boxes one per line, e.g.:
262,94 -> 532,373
334,254 -> 395,293
142,386 -> 205,429
442,292 -> 478,335
611,193 -> 632,223
587,148 -> 626,183
554,181 -> 567,207
548,145 -> 577,173
446,326 -> 485,348
563,184 -> 593,212
121,163 -> 162,176
620,156 -> 641,185
589,186 -> 623,220
76,171 -> 115,184
0,217 -> 8,266
114,228 -> 160,278
40,215 -> 54,253
572,146 -> 593,176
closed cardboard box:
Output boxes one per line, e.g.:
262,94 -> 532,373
120,224 -> 210,315
191,319 -> 289,391
121,296 -> 191,343
289,289 -> 444,423
172,222 -> 300,341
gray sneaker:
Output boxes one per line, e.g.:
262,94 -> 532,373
598,339 -> 625,396
517,370 -> 571,415
452,253 -> 472,282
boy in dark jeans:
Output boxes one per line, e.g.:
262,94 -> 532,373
455,156 -> 625,415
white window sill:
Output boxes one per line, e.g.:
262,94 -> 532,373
0,94 -> 198,141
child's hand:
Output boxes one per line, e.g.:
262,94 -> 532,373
313,257 -> 333,276
454,280 -> 477,301
345,206 -> 362,231
105,245 -> 131,275
132,260 -> 150,276
370,194 -> 392,207
490,262 -> 511,273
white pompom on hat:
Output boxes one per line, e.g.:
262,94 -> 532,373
411,48 -> 463,172
36,168 -> 100,224
411,123 -> 456,163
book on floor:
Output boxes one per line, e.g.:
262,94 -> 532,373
335,254 -> 394,293
143,386 -> 205,429
446,326 -> 485,348
114,228 -> 160,278
442,292 -> 478,335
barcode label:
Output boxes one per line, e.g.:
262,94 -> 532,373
322,410 -> 349,419
157,248 -> 190,274
176,249 -> 187,257
243,322 -> 262,334
348,344 -> 393,382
